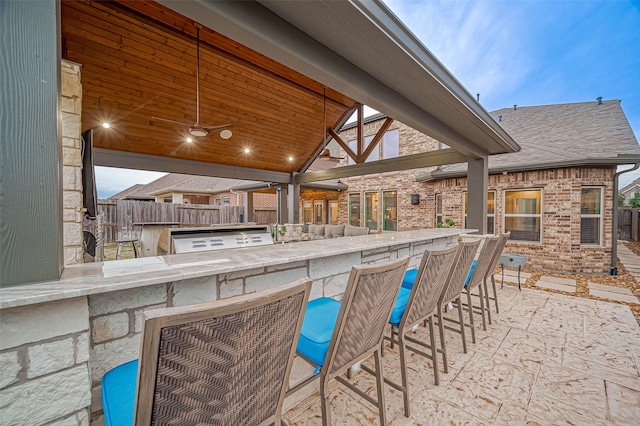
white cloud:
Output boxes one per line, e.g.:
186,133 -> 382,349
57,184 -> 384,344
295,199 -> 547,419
385,0 -> 535,109
95,167 -> 166,199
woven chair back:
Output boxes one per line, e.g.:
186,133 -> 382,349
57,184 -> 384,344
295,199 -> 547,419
466,236 -> 500,291
134,278 -> 311,426
402,245 -> 460,327
328,256 -> 409,375
439,240 -> 481,305
486,232 -> 511,276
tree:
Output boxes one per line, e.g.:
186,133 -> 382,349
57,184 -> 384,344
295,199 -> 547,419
618,193 -> 626,206
631,192 -> 640,208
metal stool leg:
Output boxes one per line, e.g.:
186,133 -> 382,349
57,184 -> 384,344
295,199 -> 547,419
115,242 -> 123,260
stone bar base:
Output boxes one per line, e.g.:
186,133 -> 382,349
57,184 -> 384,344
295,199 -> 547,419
0,229 -> 467,425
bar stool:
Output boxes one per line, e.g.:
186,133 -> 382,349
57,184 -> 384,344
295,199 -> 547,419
115,238 -> 139,260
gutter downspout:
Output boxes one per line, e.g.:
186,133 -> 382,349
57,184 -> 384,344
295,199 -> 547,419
611,163 -> 640,275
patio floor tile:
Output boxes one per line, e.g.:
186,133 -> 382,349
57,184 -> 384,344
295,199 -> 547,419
492,328 -> 565,372
286,286 -> 640,425
535,280 -> 576,292
527,365 -> 608,424
588,282 -> 635,295
590,288 -> 640,304
539,275 -> 577,286
438,352 -> 537,423
607,382 -> 640,424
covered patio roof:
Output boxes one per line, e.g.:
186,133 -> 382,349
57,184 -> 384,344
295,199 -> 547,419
62,0 -> 519,184
4,0 -> 519,286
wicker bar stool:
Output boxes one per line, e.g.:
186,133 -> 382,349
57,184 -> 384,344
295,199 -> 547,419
289,256 -> 410,426
383,245 -> 460,417
101,278 -> 311,426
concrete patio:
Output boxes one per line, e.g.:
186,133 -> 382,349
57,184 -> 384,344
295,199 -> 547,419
284,284 -> 640,425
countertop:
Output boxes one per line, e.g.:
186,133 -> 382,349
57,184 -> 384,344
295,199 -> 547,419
0,228 -> 472,309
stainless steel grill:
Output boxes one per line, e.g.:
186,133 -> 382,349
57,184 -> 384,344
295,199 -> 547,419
158,225 -> 273,254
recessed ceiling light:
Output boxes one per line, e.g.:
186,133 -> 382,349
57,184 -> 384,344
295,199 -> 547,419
186,137 -> 193,143
102,122 -> 110,128
220,129 -> 233,139
288,156 -> 294,162
244,148 -> 250,154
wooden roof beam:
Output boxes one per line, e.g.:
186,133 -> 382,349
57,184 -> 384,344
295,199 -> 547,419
295,148 -> 468,183
94,148 -> 292,184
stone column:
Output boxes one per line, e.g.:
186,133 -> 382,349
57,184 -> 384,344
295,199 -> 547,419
61,60 -> 85,265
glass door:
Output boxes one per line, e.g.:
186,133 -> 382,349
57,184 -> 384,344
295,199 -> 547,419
382,190 -> 397,231
365,191 -> 379,231
314,200 -> 325,224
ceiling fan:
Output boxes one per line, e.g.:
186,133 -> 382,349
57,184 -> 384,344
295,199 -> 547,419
152,24 -> 232,139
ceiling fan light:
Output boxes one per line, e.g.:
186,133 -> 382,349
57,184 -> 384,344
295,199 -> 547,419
189,128 -> 208,137
220,129 -> 233,139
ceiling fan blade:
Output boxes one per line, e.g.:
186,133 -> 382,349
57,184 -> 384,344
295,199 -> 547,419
201,123 -> 232,130
152,116 -> 191,127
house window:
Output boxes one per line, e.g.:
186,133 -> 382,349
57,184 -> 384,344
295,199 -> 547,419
214,198 -> 221,206
314,200 -> 324,224
349,193 -> 361,226
365,191 -> 379,231
303,200 -> 312,223
504,189 -> 542,242
463,191 -> 496,233
329,201 -> 339,225
435,194 -> 443,226
347,136 -> 375,165
382,190 -> 397,231
222,197 -> 231,206
382,129 -> 399,159
581,187 -> 602,244
346,129 -> 397,164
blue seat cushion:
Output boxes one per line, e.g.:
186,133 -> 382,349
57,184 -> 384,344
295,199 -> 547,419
102,359 -> 138,426
389,287 -> 412,325
464,260 -> 478,287
297,297 -> 341,368
402,268 -> 418,289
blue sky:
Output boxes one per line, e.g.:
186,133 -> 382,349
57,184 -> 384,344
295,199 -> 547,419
95,0 -> 640,198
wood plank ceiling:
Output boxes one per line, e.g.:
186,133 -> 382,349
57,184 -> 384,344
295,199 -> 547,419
61,0 -> 357,173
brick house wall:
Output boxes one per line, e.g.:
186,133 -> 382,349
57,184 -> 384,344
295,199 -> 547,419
335,120 -> 440,230
333,117 -> 616,274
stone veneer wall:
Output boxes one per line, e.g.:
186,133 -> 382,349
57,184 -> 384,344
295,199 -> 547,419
0,61 -> 91,426
61,60 -> 84,265
0,297 -> 92,425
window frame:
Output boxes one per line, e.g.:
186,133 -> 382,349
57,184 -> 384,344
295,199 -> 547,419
328,200 -> 339,225
435,194 -> 443,227
348,193 -> 361,226
503,188 -> 543,244
364,191 -> 379,231
302,200 -> 313,223
580,186 -> 603,246
463,190 -> 496,234
313,200 -> 325,225
382,189 -> 398,231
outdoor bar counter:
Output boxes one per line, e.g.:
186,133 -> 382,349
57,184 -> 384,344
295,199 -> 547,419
0,228 -> 471,425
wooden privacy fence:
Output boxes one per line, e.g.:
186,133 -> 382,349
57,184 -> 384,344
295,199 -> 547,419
84,200 -> 277,244
618,207 -> 639,241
